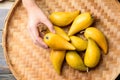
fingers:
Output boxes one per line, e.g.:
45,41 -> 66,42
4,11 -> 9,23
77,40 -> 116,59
42,19 -> 55,33
28,24 -> 48,49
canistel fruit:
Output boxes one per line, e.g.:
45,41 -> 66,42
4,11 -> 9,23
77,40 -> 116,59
84,38 -> 101,68
49,11 -> 80,27
84,27 -> 108,54
44,33 -> 75,50
50,50 -> 65,74
68,12 -> 93,36
70,36 -> 87,51
66,51 -> 88,71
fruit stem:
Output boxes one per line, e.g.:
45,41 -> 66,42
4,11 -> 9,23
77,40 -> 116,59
87,67 -> 89,72
46,36 -> 49,39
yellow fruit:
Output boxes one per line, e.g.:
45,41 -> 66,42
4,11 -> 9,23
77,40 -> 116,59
68,12 -> 93,36
70,36 -> 88,51
84,38 -> 101,68
49,11 -> 80,27
54,26 -> 70,41
44,33 -> 75,50
66,51 -> 88,71
84,27 -> 108,54
50,50 -> 65,74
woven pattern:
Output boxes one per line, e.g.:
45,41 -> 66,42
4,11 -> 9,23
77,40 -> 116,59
2,0 -> 120,80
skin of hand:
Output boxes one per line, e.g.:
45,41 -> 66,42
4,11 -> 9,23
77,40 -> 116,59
22,0 -> 55,48
0,0 -> 3,2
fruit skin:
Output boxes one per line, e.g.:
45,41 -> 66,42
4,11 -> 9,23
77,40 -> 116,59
70,36 -> 88,51
84,27 -> 107,54
68,12 -> 93,36
50,50 -> 65,74
66,51 -> 88,71
54,26 -> 70,41
44,33 -> 75,50
49,11 -> 80,27
84,38 -> 101,68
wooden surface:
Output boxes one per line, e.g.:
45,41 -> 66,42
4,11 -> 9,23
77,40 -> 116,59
0,9 -> 16,80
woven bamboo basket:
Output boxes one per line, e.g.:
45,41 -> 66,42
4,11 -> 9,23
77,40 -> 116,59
2,0 -> 120,80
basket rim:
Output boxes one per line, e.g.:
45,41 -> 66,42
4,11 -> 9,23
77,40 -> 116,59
2,0 -> 21,79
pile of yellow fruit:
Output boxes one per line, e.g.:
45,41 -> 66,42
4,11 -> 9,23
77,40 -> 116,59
43,11 -> 108,75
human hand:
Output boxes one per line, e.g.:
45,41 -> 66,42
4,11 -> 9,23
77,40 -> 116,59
27,7 -> 55,48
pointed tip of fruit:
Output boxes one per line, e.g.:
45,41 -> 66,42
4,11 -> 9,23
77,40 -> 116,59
56,69 -> 61,75
68,46 -> 76,50
67,38 -> 71,41
77,65 -> 88,71
74,10 -> 80,14
103,45 -> 108,55
64,36 -> 70,41
66,36 -> 70,41
66,42 -> 76,50
53,66 -> 61,75
68,32 -> 72,36
72,47 -> 76,50
104,49 -> 108,55
68,30 -> 72,36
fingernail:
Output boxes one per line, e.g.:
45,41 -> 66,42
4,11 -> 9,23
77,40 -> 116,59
53,30 -> 56,33
44,45 -> 48,49
52,29 -> 56,33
